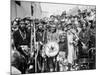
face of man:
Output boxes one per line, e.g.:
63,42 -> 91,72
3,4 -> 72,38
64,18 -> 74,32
83,24 -> 86,30
19,21 -> 26,31
25,20 -> 30,25
60,33 -> 66,42
82,24 -> 87,32
50,26 -> 56,33
13,21 -> 17,26
50,16 -> 55,21
64,27 -> 67,32
39,24 -> 43,29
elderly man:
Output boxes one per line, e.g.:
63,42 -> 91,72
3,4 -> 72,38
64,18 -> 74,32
47,24 -> 60,43
13,19 -> 31,57
44,23 -> 60,72
78,20 -> 90,59
13,19 -> 31,73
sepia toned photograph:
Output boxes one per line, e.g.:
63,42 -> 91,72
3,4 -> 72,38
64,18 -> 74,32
11,0 -> 96,74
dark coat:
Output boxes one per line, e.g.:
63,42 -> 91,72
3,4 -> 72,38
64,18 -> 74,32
13,29 -> 31,49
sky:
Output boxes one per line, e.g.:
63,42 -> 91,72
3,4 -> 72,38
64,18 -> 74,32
40,2 -> 77,15
40,2 -> 95,17
11,1 -> 96,20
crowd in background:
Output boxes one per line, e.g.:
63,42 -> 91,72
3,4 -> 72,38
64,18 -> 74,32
11,8 -> 96,40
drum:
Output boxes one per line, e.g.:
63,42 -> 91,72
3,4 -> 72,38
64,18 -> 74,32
44,41 -> 59,57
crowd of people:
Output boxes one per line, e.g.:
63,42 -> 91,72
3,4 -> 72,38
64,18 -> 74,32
11,8 -> 96,74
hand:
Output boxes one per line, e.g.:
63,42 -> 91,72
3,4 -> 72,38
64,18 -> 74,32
20,45 -> 29,54
20,45 -> 28,49
69,41 -> 74,45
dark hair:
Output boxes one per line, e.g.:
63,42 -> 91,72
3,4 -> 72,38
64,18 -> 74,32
23,17 -> 31,22
19,19 -> 24,24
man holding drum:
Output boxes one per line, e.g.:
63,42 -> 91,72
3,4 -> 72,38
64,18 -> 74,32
44,23 -> 60,72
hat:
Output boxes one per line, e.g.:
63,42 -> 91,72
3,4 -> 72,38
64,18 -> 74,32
34,19 -> 39,24
50,15 -> 55,18
23,17 -> 31,22
61,11 -> 66,16
40,19 -> 47,24
19,19 -> 25,25
14,17 -> 21,22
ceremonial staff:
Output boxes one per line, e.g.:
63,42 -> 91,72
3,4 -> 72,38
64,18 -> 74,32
31,2 -> 37,72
